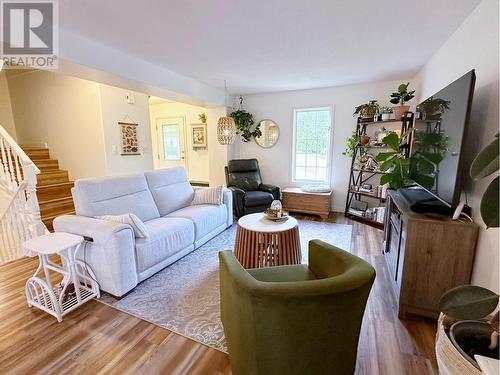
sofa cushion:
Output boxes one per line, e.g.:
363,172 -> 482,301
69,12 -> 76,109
145,167 -> 194,216
244,190 -> 274,207
135,217 -> 194,273
167,204 -> 227,241
72,173 -> 160,222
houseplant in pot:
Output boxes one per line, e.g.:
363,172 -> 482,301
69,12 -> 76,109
229,109 -> 262,142
353,100 -> 380,121
435,135 -> 499,372
416,96 -> 451,121
390,82 -> 415,119
439,285 -> 499,370
342,131 -> 371,158
380,106 -> 393,121
374,130 -> 414,188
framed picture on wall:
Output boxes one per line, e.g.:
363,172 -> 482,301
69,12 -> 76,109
118,121 -> 141,155
191,123 -> 207,149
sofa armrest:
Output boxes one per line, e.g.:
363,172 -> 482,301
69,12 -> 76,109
222,187 -> 233,227
259,183 -> 281,200
53,215 -> 138,297
228,186 -> 245,218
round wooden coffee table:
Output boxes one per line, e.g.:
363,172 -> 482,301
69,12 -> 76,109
234,213 -> 301,269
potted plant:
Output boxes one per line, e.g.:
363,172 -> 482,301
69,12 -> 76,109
342,131 -> 371,158
390,82 -> 415,119
470,133 -> 499,228
198,112 -> 207,123
434,135 -> 499,372
229,109 -> 262,142
353,100 -> 380,120
438,285 -> 499,370
374,130 -> 413,188
416,96 -> 451,120
380,106 -> 393,121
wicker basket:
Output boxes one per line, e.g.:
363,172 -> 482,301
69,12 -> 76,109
436,314 -> 481,375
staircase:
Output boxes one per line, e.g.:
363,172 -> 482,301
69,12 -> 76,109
0,126 -> 45,264
22,147 -> 75,232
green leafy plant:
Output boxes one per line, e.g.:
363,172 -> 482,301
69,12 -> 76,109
439,285 -> 499,351
470,133 -> 499,228
410,131 -> 449,190
440,285 -> 499,321
342,131 -> 371,158
229,110 -> 262,142
380,106 -> 393,114
198,112 -> 207,123
389,82 -> 415,105
353,100 -> 380,119
375,130 -> 413,188
416,96 -> 450,118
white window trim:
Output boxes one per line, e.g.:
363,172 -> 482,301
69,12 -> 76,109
290,106 -> 334,185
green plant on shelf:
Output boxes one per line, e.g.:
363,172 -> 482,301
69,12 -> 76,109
353,100 -> 380,119
343,131 -> 370,158
389,82 -> 415,106
375,130 -> 413,189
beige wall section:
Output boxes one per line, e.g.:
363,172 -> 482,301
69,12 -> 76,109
149,100 -> 209,183
207,106 -> 231,187
98,85 -> 153,175
7,70 -> 107,180
414,0 -> 499,292
0,71 -> 17,140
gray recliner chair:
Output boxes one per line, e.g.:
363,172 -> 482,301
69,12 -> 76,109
225,159 -> 280,218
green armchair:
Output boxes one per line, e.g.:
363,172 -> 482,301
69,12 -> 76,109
219,239 -> 376,375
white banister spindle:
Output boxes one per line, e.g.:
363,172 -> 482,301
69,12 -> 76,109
0,124 -> 46,264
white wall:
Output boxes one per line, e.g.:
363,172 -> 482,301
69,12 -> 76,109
149,101 -> 209,183
0,71 -> 17,140
207,106 -> 232,187
59,31 -> 225,107
237,79 -> 411,211
99,85 -> 154,175
414,0 -> 499,292
7,70 -> 107,180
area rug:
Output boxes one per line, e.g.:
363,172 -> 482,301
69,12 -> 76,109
99,220 -> 352,353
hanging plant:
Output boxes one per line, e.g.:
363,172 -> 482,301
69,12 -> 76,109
229,109 -> 262,142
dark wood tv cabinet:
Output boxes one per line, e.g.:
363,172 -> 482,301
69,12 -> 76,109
383,190 -> 479,319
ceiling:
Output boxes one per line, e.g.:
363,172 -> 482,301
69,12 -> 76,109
60,0 -> 480,94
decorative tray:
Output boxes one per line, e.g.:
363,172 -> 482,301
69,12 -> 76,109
264,209 -> 289,222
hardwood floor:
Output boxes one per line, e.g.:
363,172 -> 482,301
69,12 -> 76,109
0,213 -> 437,374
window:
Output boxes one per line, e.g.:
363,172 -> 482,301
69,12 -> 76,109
292,107 -> 332,183
162,123 -> 181,160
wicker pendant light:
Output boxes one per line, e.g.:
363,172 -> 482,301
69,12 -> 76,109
217,80 -> 236,145
217,116 -> 236,145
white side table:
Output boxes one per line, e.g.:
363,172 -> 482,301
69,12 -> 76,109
24,232 -> 100,322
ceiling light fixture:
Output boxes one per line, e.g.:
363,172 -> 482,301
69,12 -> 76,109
217,80 -> 236,145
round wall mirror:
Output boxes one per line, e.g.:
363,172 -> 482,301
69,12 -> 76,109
255,120 -> 279,148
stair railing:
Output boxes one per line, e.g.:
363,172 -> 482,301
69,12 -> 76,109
0,124 -> 46,265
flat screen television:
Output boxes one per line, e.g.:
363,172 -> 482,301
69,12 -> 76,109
407,69 -> 476,209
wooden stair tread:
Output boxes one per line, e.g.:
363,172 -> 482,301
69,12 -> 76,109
39,196 -> 74,205
37,181 -> 74,188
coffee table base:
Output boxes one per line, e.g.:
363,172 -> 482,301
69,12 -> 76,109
234,225 -> 301,269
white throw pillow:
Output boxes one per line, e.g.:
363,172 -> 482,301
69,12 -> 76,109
96,213 -> 149,238
191,186 -> 223,206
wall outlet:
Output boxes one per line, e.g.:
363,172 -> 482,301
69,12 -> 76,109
111,145 -> 118,155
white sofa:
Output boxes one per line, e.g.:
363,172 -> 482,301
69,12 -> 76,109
53,167 -> 233,297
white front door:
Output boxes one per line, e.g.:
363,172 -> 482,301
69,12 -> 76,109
156,117 -> 188,170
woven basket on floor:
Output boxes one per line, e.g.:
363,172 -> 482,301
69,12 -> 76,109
435,314 -> 481,375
